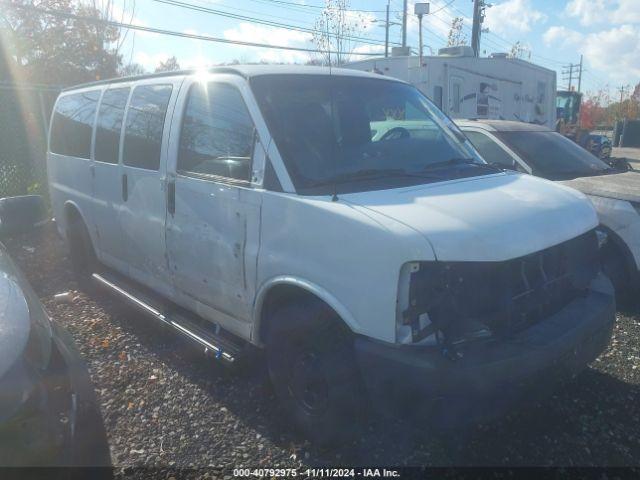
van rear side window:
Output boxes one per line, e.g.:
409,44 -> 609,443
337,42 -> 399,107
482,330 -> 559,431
123,84 -> 173,170
50,90 -> 100,158
95,87 -> 130,164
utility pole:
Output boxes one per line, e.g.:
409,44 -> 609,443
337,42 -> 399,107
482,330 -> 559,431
577,54 -> 583,93
471,0 -> 486,57
415,3 -> 430,64
385,0 -> 390,57
562,60 -> 584,92
402,0 -> 408,47
618,85 -> 629,119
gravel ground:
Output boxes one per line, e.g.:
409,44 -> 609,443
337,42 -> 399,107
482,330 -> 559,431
4,229 -> 640,476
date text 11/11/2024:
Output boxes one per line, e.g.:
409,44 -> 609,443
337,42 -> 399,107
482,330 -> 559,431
233,468 -> 401,477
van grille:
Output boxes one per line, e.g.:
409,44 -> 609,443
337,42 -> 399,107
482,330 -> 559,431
408,230 -> 600,340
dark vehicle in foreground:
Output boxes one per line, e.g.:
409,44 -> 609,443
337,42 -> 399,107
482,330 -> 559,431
456,119 -> 640,298
0,195 -> 111,467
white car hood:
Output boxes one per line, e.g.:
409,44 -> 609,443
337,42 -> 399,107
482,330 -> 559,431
342,173 -> 598,262
560,171 -> 640,204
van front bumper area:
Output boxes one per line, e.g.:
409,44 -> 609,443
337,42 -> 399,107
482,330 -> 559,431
354,274 -> 616,427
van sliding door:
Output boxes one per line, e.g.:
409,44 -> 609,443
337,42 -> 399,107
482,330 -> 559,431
91,86 -> 130,274
118,80 -> 181,294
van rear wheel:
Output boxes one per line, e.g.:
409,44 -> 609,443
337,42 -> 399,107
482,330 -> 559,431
266,300 -> 363,445
67,215 -> 98,291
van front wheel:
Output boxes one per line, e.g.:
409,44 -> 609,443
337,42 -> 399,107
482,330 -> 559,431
266,300 -> 362,445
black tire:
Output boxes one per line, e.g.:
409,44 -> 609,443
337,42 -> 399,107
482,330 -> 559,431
67,214 -> 99,290
601,241 -> 633,306
266,299 -> 363,445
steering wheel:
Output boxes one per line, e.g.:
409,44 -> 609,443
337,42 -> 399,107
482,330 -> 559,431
379,127 -> 410,141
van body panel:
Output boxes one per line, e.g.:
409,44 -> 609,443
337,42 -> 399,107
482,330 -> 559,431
90,85 -> 132,275
256,191 -> 436,343
47,87 -> 101,242
118,77 -> 183,296
164,74 -> 263,327
341,173 -> 598,262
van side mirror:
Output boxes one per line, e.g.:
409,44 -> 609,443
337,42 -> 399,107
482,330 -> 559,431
0,195 -> 48,238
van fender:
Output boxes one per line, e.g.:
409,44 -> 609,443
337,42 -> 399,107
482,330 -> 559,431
62,200 -> 96,246
252,275 -> 360,345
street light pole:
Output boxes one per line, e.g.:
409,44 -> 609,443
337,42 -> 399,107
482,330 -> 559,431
402,0 -> 407,47
385,1 -> 390,57
414,3 -> 430,65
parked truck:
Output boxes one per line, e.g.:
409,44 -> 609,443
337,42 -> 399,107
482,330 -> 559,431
345,46 -> 557,127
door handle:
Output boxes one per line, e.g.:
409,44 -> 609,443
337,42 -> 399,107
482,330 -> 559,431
167,180 -> 175,215
121,173 -> 128,202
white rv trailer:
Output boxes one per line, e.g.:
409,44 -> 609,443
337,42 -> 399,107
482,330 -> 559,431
346,46 -> 557,127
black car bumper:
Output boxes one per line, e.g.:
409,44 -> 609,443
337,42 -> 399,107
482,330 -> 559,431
0,325 -> 111,473
51,323 -> 112,469
354,274 -> 616,427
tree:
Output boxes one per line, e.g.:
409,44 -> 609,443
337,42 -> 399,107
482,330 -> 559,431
155,56 -> 181,73
119,62 -> 146,77
508,41 -> 531,60
446,17 -> 467,47
0,0 -> 124,85
312,0 -> 367,66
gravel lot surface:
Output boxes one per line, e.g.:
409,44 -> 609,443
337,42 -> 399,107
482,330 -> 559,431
5,230 -> 640,476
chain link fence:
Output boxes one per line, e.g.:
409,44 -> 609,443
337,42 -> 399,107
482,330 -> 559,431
0,83 -> 60,199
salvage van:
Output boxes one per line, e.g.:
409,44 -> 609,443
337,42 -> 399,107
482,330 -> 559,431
47,65 -> 615,443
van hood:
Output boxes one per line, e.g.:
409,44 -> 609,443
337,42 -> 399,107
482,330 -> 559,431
559,171 -> 640,204
341,173 -> 598,262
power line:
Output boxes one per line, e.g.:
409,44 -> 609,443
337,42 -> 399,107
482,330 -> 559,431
244,0 -> 403,13
149,0 -> 397,47
11,5 -> 383,56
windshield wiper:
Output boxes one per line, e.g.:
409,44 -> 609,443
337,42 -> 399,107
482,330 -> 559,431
424,157 -> 503,173
306,168 -> 444,188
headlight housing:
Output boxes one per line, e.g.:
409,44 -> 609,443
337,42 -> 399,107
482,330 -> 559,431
396,231 -> 600,348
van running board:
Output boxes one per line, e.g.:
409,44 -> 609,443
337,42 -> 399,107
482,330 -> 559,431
92,272 -> 242,364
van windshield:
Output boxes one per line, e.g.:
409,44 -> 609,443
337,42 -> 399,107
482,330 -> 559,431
250,75 -> 494,195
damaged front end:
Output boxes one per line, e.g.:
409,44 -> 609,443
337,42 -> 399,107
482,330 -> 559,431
396,230 -> 601,354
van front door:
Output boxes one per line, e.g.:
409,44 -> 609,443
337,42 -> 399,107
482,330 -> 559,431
119,80 -> 179,294
165,77 -> 262,335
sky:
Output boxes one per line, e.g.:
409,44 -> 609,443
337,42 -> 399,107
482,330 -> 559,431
109,0 -> 640,98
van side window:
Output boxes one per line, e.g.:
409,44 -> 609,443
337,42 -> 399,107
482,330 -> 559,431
95,87 -> 130,164
123,84 -> 173,170
50,90 -> 100,158
464,130 -> 517,168
178,83 -> 254,181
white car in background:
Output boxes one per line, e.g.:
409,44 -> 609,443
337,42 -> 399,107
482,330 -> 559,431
456,119 -> 640,299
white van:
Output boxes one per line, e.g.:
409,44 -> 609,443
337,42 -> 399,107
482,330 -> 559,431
47,66 -> 615,442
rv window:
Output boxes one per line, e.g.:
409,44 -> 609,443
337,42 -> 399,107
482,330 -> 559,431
178,83 -> 254,181
463,131 -> 517,167
95,87 -> 130,164
123,84 -> 173,170
433,86 -> 443,109
50,90 -> 100,158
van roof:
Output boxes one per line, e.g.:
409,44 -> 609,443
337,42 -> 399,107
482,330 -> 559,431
63,64 -> 398,92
